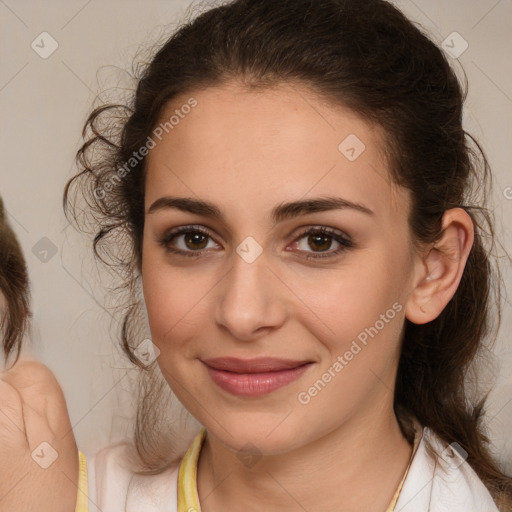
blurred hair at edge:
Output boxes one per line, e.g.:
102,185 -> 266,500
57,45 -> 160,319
0,195 -> 31,366
62,0 -> 512,508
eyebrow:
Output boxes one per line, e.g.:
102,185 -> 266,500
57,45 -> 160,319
147,196 -> 374,225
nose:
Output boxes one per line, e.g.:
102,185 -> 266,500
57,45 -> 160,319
214,251 -> 287,342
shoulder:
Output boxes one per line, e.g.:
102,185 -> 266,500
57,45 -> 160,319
396,426 -> 500,512
85,441 -> 180,512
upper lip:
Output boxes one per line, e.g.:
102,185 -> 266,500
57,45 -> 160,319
202,357 -> 313,373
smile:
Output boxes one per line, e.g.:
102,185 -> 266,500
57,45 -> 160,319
201,357 -> 314,396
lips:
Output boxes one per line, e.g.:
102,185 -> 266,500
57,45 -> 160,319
202,357 -> 312,373
201,357 -> 314,396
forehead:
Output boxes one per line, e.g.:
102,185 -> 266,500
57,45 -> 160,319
144,81 -> 408,223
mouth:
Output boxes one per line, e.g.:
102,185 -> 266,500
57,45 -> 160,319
201,357 -> 314,396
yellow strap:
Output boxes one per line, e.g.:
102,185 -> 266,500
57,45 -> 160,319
75,450 -> 89,512
385,462 -> 410,512
385,427 -> 423,511
177,428 -> 207,512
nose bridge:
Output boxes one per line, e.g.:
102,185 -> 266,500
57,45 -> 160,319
214,246 -> 285,339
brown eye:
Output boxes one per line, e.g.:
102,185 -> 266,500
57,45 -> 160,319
158,226 -> 218,257
293,227 -> 353,260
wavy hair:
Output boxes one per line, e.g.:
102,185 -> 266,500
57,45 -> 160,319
0,196 -> 31,366
63,0 -> 512,507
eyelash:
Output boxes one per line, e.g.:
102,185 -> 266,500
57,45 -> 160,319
158,225 -> 353,261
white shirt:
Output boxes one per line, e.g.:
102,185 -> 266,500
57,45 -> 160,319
83,425 -> 500,512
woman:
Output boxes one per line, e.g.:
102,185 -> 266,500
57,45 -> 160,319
3,0 -> 512,510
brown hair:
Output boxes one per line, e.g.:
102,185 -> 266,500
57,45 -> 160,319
63,0 -> 512,507
0,196 -> 31,366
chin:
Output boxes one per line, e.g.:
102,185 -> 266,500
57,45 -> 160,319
206,414 -> 312,457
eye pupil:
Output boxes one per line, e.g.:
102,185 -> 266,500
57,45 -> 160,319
308,233 -> 331,252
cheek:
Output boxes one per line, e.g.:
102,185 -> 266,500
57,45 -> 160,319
141,248 -> 213,355
306,282 -> 404,371
297,252 -> 409,385
304,255 -> 405,334
298,278 -> 405,418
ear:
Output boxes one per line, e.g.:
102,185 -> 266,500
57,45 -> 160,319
405,208 -> 474,325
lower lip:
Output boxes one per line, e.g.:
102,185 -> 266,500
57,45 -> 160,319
204,363 -> 313,396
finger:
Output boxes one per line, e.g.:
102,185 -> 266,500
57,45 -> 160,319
40,372 -> 76,445
0,377 -> 27,452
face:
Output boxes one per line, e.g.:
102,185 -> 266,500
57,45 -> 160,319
142,81 -> 420,455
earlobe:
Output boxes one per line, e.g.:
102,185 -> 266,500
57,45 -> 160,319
405,208 -> 474,325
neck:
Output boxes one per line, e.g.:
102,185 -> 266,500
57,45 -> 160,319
196,406 -> 413,512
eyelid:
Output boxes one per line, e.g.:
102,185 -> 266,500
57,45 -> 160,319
289,224 -> 350,241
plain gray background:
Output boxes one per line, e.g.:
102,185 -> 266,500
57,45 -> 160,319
1,0 -> 511,471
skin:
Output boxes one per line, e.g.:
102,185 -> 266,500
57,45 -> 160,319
141,81 -> 474,512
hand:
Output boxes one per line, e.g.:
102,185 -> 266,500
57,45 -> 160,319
0,359 -> 79,512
